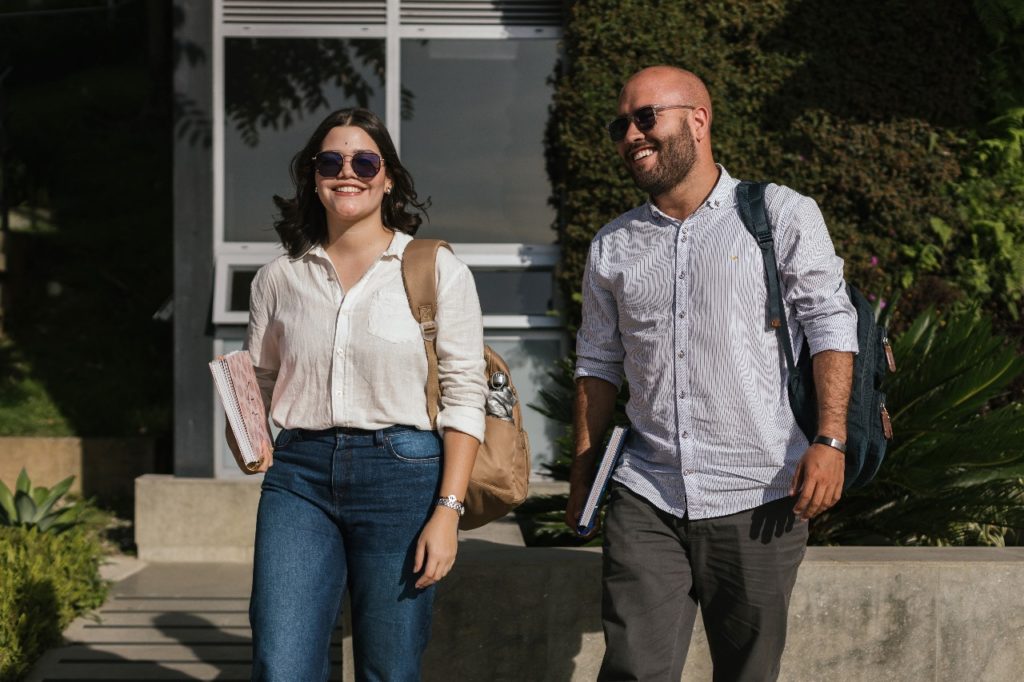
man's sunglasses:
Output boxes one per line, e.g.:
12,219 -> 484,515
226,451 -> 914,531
312,151 -> 383,179
607,104 -> 696,142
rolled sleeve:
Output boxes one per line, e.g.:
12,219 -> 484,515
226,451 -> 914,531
574,242 -> 626,388
776,195 -> 859,356
244,266 -> 280,411
434,251 -> 487,443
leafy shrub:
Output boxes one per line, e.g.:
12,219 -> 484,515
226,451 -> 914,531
547,0 -> 986,330
524,308 -> 1024,547
0,525 -> 108,681
810,309 -> 1024,545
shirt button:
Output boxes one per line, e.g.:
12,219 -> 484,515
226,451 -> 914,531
678,272 -> 685,279
678,312 -> 685,319
335,390 -> 342,397
684,469 -> 695,475
677,350 -> 685,358
679,391 -> 685,398
682,431 -> 690,439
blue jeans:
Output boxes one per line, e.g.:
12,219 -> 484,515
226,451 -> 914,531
250,425 -> 443,682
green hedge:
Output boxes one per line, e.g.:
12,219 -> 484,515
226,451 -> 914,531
546,0 -> 1017,330
0,527 -> 108,682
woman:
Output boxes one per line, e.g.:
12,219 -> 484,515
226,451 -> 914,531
230,107 -> 486,681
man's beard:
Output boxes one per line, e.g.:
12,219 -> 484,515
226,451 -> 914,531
628,121 -> 697,197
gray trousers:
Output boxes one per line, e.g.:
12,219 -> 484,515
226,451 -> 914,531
598,483 -> 808,682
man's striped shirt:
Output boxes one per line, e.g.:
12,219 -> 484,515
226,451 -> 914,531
575,166 -> 858,520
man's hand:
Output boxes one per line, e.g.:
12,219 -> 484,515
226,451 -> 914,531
790,443 -> 844,520
565,466 -> 598,536
225,422 -> 273,475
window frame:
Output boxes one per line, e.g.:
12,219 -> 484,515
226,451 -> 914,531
210,0 -> 566,476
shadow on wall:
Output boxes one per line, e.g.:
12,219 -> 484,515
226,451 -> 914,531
425,539 -> 603,682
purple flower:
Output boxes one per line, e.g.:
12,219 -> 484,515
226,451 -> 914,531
870,256 -> 879,267
868,293 -> 877,302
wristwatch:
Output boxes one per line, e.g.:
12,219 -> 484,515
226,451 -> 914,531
813,435 -> 847,454
436,494 -> 465,517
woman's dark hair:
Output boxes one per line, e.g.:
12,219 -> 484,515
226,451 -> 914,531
272,108 -> 429,257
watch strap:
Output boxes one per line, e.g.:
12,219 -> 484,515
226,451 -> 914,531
436,494 -> 465,517
813,435 -> 847,454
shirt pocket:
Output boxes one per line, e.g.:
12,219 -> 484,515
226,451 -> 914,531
367,290 -> 422,343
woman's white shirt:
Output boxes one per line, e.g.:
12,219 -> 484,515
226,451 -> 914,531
246,231 -> 487,442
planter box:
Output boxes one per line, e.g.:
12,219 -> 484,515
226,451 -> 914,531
0,437 -> 156,500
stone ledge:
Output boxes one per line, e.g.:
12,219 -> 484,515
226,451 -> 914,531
133,476 -> 1024,680
1,437 -> 156,499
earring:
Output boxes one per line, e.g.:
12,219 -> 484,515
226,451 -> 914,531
385,186 -> 392,195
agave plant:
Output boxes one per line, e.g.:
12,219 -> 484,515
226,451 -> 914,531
811,308 -> 1024,545
0,468 -> 85,533
527,308 -> 1024,547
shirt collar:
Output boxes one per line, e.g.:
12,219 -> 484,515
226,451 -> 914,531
645,164 -> 738,222
293,229 -> 412,262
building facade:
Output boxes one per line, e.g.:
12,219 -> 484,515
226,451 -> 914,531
174,0 -> 566,477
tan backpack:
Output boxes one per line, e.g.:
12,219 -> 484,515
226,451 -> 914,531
401,238 -> 531,530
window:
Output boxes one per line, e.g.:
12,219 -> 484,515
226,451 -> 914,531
400,38 -> 557,243
212,1 -> 565,478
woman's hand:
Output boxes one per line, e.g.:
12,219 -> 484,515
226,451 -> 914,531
413,505 -> 460,589
224,421 -> 273,474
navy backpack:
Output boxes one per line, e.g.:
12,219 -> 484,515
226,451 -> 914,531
736,181 -> 895,489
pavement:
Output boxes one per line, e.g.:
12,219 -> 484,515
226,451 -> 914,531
26,514 -> 530,681
26,559 -> 279,681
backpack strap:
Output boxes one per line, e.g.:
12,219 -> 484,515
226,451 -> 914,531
735,181 -> 798,375
401,238 -> 453,428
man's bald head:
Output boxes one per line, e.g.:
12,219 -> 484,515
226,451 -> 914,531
619,66 -> 713,127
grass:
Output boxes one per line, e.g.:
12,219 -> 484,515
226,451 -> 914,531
0,339 -> 73,437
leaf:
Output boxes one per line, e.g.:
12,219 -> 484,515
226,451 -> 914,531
31,486 -> 50,507
36,476 -> 75,518
0,480 -> 16,523
929,217 -> 953,246
15,468 -> 31,495
14,491 -> 39,525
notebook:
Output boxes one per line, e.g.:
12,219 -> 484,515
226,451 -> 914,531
576,425 -> 629,536
209,351 -> 271,472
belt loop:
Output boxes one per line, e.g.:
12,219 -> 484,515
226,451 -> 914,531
374,428 -> 384,446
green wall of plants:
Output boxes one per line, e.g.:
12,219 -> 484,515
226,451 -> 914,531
547,0 -> 1024,331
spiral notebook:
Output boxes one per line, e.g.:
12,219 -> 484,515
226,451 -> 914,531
209,351 -> 271,472
577,425 -> 629,536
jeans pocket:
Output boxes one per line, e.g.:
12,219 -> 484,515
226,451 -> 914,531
274,428 -> 301,449
384,428 -> 442,463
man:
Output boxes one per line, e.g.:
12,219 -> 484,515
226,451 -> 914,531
565,66 -> 858,681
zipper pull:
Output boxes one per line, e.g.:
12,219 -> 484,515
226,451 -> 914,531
882,328 -> 896,373
880,401 -> 893,440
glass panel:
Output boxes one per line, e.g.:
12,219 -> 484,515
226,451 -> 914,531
484,335 -> 564,474
224,38 -> 386,242
474,269 -> 554,315
401,39 -> 558,244
228,268 -> 259,312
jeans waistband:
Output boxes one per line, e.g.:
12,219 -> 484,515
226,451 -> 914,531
289,424 -> 418,445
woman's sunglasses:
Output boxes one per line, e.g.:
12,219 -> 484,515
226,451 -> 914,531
312,151 -> 383,179
606,104 -> 696,142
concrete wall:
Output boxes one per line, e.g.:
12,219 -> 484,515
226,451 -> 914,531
0,437 -> 155,500
135,475 -> 1024,680
135,474 -> 260,562
422,544 -> 1024,682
